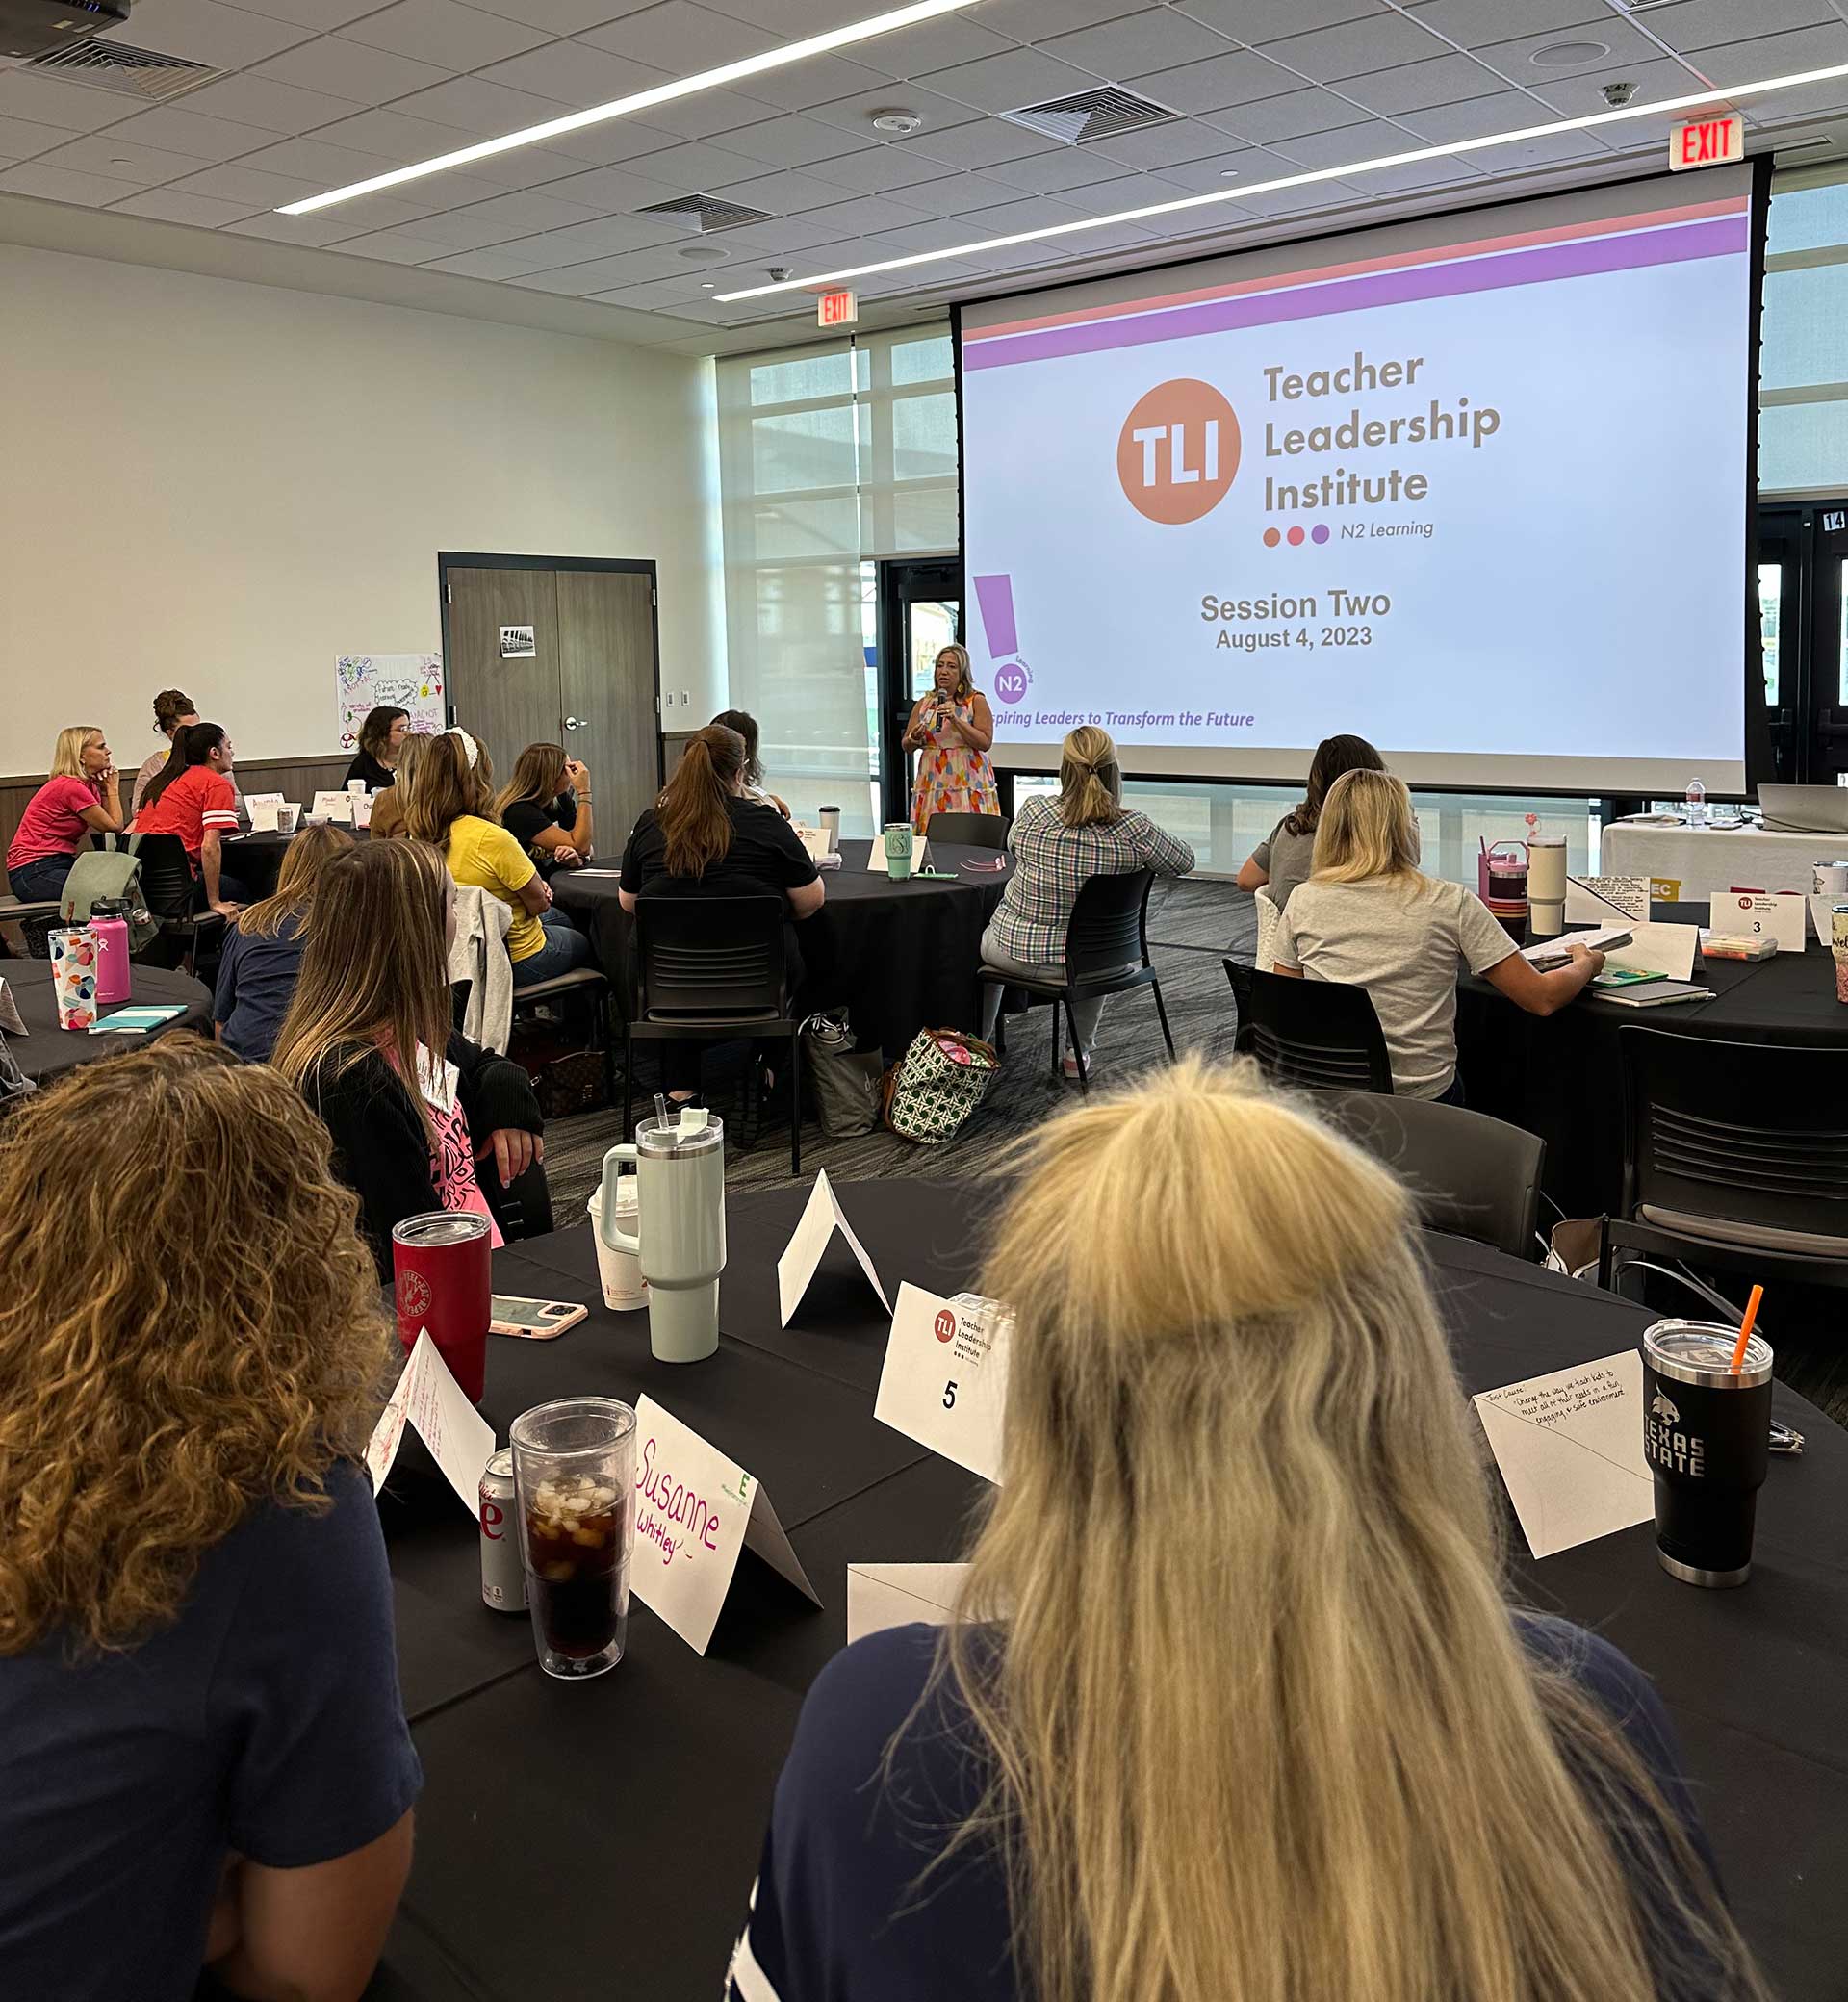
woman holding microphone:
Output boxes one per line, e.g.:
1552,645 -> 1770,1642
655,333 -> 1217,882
906,643 -> 999,834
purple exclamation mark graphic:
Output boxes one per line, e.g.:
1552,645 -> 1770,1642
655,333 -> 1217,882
974,573 -> 1031,706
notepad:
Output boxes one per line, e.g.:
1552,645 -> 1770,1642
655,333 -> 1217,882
90,1005 -> 189,1034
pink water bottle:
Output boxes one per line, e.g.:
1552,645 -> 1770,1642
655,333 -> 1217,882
88,902 -> 131,1007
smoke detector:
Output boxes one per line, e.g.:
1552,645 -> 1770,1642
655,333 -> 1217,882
870,108 -> 922,135
1603,80 -> 1638,106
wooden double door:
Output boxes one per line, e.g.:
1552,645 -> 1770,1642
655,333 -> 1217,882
441,555 -> 661,853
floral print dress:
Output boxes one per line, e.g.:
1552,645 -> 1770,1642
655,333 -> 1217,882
910,693 -> 1000,834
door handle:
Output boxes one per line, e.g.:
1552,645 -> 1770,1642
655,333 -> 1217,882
565,716 -> 586,730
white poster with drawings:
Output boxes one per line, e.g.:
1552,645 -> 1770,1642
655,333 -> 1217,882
335,653 -> 446,753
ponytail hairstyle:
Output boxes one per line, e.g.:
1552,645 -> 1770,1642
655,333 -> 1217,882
403,730 -> 497,842
1284,732 -> 1385,839
150,689 -> 194,740
1311,767 -> 1422,886
1056,725 -> 1123,830
709,709 -> 764,789
921,1059 -> 1770,2002
141,722 -> 227,811
657,725 -> 745,879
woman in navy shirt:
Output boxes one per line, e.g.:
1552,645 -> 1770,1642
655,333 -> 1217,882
732,1062 -> 1770,2002
0,1039 -> 421,2002
213,820 -> 354,1061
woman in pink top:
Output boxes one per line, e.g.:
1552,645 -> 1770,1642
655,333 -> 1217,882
5,727 -> 124,904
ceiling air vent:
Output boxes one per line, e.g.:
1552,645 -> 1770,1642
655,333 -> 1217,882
636,193 -> 777,232
24,38 -> 226,101
1002,85 -> 1179,146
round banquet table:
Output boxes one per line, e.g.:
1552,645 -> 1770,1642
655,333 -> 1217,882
0,959 -> 211,1084
372,1178 -> 1847,2002
551,837 -> 1014,1065
1456,903 -> 1848,1218
220,826 -> 370,901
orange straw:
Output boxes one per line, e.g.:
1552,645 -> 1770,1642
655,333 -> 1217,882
1729,1284 -> 1764,1373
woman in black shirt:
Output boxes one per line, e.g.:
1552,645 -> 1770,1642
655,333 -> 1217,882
343,706 -> 409,791
497,741 -> 594,877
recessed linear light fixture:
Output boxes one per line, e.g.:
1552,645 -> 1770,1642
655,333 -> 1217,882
716,61 -> 1848,300
275,0 -> 976,216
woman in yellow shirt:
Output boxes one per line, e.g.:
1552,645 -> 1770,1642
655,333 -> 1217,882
403,731 -> 595,988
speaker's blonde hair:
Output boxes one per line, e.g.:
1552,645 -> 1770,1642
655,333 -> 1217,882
1056,724 -> 1122,829
928,1060 -> 1766,2002
1312,764 -> 1422,883
48,727 -> 103,782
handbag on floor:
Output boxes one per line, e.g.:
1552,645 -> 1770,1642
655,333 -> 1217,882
881,1026 -> 1000,1144
803,1011 -> 884,1138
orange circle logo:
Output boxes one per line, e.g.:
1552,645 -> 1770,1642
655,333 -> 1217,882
1117,378 -> 1240,524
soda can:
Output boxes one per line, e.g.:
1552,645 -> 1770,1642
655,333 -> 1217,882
479,1448 -> 526,1613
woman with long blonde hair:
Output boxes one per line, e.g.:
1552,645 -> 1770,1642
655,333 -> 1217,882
0,1039 -> 420,2002
367,727 -> 426,840
1272,767 -> 1601,1102
978,724 -> 1192,1077
730,1062 -> 1767,2002
212,819 -> 354,1061
497,739 -> 594,874
4,724 -> 122,902
272,839 -> 543,1273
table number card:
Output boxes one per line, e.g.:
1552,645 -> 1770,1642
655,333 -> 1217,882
1709,892 -> 1806,953
874,1283 -> 1012,1484
629,1396 -> 820,1656
367,1331 -> 495,1516
776,1168 -> 890,1327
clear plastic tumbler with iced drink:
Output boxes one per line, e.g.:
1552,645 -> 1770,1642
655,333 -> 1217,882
509,1398 -> 637,1680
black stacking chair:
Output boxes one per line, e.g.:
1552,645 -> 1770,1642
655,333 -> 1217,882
1320,1091 -> 1546,1259
626,896 -> 803,1172
926,810 -> 1011,850
979,867 -> 1172,1093
1224,962 -> 1394,1094
132,833 -> 224,977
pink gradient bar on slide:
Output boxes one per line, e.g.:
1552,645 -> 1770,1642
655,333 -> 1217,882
973,574 -> 1018,658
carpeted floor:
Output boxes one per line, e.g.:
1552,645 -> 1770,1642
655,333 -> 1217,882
539,878 -> 1848,1428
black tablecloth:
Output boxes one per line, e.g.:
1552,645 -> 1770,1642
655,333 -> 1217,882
1,960 -> 211,1082
221,827 -> 371,901
377,1179 -> 1847,2002
1457,903 -> 1848,1217
552,839 -> 1014,1064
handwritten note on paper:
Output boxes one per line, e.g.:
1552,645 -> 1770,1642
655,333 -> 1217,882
776,1168 -> 891,1327
846,1562 -> 969,1645
1473,1351 -> 1655,1559
366,1331 -> 495,1517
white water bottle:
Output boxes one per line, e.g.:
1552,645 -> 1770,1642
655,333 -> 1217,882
1684,778 -> 1707,828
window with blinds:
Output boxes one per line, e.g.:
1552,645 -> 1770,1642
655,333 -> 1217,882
716,324 -> 956,832
1761,162 -> 1848,499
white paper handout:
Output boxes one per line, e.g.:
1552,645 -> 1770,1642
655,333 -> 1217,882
629,1396 -> 820,1656
867,839 -> 929,872
846,1562 -> 970,1644
1473,1351 -> 1655,1559
777,1168 -> 890,1327
875,1283 -> 1012,1484
1565,874 -> 1650,924
367,1331 -> 496,1517
1520,924 -> 1632,968
309,789 -> 354,824
1605,921 -> 1699,980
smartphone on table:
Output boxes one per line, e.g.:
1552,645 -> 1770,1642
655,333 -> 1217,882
489,1296 -> 588,1340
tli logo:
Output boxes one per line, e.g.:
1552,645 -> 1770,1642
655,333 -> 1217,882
973,573 -> 1032,705
1117,377 -> 1241,524
934,1308 -> 958,1344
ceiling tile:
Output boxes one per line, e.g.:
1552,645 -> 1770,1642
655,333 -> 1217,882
615,136 -> 773,184
109,0 -> 312,67
390,74 -> 575,136
31,133 -> 213,184
792,190 -> 937,236
109,187 -> 264,225
1216,86 -> 1373,142
1256,11 -> 1450,81
1089,114 -> 1252,168
802,79 -> 983,141
1342,52 -> 1504,116
972,0 -> 1150,40
1402,0 -> 1610,49
839,165 -> 1036,215
0,114 -> 77,159
532,160 -> 681,207
423,242 -> 566,274
387,200 -> 542,247
1042,171 -> 1167,216
702,209 -> 860,250
165,160 -> 324,204
335,227 -> 462,261
174,73 -> 366,135
309,185 -> 459,229
228,132 -> 406,183
0,160 -> 143,202
844,211 -> 996,254
1525,55 -> 1704,118
577,1 -> 783,70
475,40 -> 675,106
1397,90 -> 1553,143
524,117 -> 685,167
981,142 -> 1144,195
801,143 -> 965,195
0,71 -> 149,132
253,38 -> 456,103
436,184 -> 606,231
719,54 -> 890,113
1177,0 -> 1388,43
917,48 -> 1112,115
212,0 -> 385,29
1043,11 -> 1233,82
1468,16 -> 1665,83
705,165 -> 862,210
846,13 -> 1020,79
1454,126 -> 1607,170
700,0 -> 913,30
1141,148 -> 1259,192
1127,50 -> 1297,115
1639,0 -> 1836,54
627,90 -> 790,142
220,207 -> 372,244
468,0 -> 654,32
81,103 -> 284,160
344,0 -> 552,66
895,115 -> 1051,169
717,112 -> 877,167
487,211 -> 678,257
1265,115 -> 1433,169
1691,20 -> 1848,81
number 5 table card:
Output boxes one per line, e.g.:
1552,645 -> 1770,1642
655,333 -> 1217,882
776,1168 -> 891,1327
629,1396 -> 820,1656
874,1283 -> 1012,1484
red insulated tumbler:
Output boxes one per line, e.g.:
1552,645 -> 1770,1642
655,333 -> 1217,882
391,1211 -> 492,1401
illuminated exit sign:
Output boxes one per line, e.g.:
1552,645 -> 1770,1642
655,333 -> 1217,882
816,288 -> 859,329
1669,113 -> 1744,171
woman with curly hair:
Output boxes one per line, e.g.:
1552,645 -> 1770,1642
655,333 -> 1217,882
0,1038 -> 421,2002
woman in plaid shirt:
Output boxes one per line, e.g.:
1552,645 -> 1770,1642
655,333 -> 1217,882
979,727 -> 1194,1075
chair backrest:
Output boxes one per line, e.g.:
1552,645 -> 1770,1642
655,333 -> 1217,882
926,810 -> 1010,850
1621,1027 -> 1848,1244
1253,886 -> 1281,973
129,833 -> 194,921
1319,1091 -> 1545,1258
1222,957 -> 1256,1052
635,896 -> 788,1020
1243,966 -> 1394,1094
1063,868 -> 1152,982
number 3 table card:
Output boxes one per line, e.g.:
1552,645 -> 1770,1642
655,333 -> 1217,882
629,1396 -> 820,1656
874,1283 -> 1012,1484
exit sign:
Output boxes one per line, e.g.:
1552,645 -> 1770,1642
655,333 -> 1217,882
1669,113 -> 1744,171
817,288 -> 859,328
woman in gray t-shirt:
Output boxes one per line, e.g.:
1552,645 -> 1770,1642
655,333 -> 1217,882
1238,732 -> 1385,914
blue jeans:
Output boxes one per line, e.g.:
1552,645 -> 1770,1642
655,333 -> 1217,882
513,908 -> 595,988
6,853 -> 74,904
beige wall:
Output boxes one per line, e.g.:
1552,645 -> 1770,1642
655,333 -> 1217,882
0,242 -> 724,776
